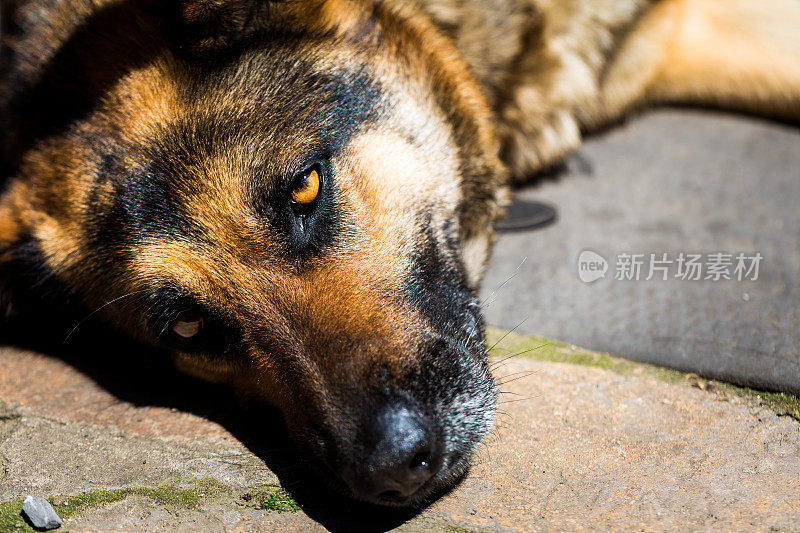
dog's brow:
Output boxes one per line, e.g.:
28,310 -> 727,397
143,288 -> 208,331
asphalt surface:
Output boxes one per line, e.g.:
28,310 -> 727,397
482,108 -> 800,394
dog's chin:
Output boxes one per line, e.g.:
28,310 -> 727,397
379,453 -> 473,508
313,439 -> 479,508
288,356 -> 498,508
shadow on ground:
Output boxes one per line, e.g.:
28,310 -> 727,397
0,322 -> 450,533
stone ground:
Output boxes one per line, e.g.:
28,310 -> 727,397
1,329 -> 799,532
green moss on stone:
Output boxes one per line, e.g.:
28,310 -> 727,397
0,500 -> 35,532
486,327 -> 800,421
715,386 -> 800,421
252,485 -> 301,513
0,477 -> 238,529
53,488 -> 132,518
0,478 -> 302,529
51,481 -> 212,519
486,327 -> 683,379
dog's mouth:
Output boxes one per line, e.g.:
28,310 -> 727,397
284,352 -> 498,508
367,446 -> 474,508
302,415 -> 489,508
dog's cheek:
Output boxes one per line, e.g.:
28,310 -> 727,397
0,258 -> 18,320
0,191 -> 24,320
0,182 -> 94,337
461,231 -> 494,288
0,234 -> 67,333
172,352 -> 239,384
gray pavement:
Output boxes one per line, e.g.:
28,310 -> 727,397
482,108 -> 800,394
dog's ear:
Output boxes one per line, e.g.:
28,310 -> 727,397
175,0 -> 277,55
0,193 -> 74,337
174,0 -> 378,55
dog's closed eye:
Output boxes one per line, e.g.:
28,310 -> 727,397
161,305 -> 235,355
172,314 -> 203,339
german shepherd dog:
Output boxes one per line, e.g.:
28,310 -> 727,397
1,0 -> 798,507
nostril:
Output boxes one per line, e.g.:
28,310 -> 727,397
377,490 -> 404,503
409,450 -> 430,471
344,402 -> 444,503
408,446 -> 441,480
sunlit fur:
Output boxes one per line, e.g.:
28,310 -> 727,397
1,0 -> 799,506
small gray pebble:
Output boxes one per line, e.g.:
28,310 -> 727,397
21,495 -> 62,530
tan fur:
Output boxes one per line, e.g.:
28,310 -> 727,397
647,0 -> 800,120
1,0 -> 798,505
421,0 -> 800,183
1,0 -> 796,362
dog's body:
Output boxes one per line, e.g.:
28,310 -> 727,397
423,0 -> 800,182
1,0 -> 798,506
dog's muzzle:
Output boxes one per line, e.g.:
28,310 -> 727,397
339,397 -> 443,504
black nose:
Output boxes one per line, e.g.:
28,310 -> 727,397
341,403 -> 442,504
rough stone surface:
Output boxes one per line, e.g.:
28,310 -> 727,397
21,495 -> 62,530
1,341 -> 799,532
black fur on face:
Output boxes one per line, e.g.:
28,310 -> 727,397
0,0 -> 506,508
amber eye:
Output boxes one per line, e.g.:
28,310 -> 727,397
290,168 -> 320,208
172,314 -> 203,339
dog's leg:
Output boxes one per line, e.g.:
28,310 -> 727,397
500,0 -> 800,185
495,0 -> 652,184
597,0 -> 800,127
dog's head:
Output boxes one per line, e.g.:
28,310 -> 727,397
0,0 -> 508,505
